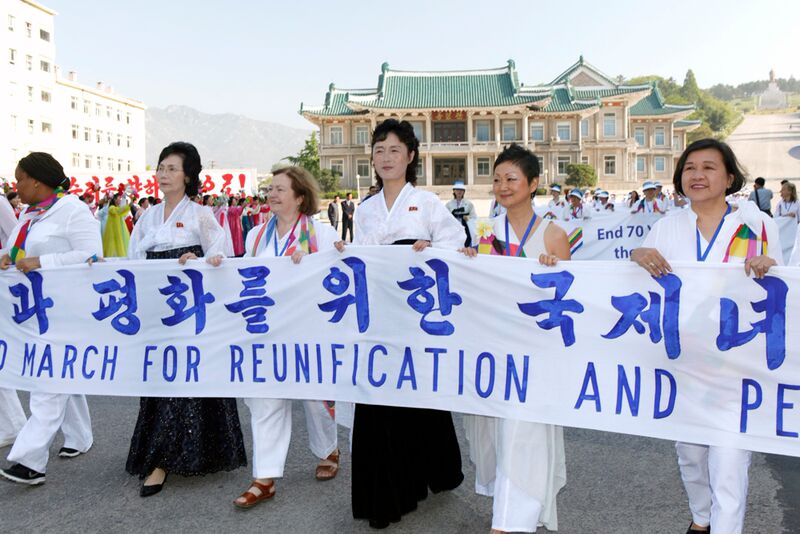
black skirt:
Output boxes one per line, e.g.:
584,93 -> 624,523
125,245 -> 247,477
351,239 -> 464,528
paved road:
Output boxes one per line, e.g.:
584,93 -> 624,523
0,393 -> 795,533
727,113 -> 800,188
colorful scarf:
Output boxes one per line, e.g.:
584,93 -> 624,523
251,214 -> 318,257
10,187 -> 65,263
476,220 -> 526,257
722,222 -> 768,262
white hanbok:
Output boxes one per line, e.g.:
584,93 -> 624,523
642,201 -> 782,534
2,195 -> 100,472
242,217 -> 340,478
776,200 -> 800,220
465,214 -> 567,533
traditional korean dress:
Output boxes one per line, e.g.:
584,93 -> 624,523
242,214 -> 339,480
350,183 -> 466,529
641,200 -> 781,534
102,203 -> 131,257
466,213 -> 567,532
776,199 -> 800,219
227,204 -> 244,256
125,196 -> 246,478
213,204 -> 235,257
3,193 -> 99,474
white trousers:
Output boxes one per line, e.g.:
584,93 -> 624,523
245,398 -> 337,479
0,388 -> 26,446
7,393 -> 93,473
676,442 -> 751,534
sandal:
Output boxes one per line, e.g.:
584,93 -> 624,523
315,449 -> 340,481
233,479 -> 275,509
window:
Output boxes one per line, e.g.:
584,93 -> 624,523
117,134 -> 122,147
9,48 -> 16,64
84,127 -> 91,141
40,60 -> 50,72
107,132 -> 111,144
410,121 -> 424,142
27,119 -> 34,134
117,159 -> 123,172
85,155 -> 92,169
71,96 -> 78,110
71,125 -> 78,139
25,55 -> 31,70
477,157 -> 491,176
355,125 -> 369,145
330,126 -> 343,145
126,136 -> 131,148
127,161 -> 132,172
25,22 -> 31,38
636,156 -> 646,173
604,155 -> 616,175
83,100 -> 90,114
416,159 -> 424,178
107,157 -> 113,170
529,122 -> 544,141
557,156 -> 570,175
72,153 -> 80,167
96,104 -> 102,116
27,86 -> 33,101
654,127 -> 665,146
557,122 -> 571,142
40,90 -> 50,103
654,156 -> 666,172
8,81 -> 15,98
8,14 -> 14,31
116,110 -> 121,122
537,156 -> 544,172
126,112 -> 131,125
357,159 -> 370,178
581,156 -> 589,165
39,29 -> 50,42
330,159 -> 343,176
475,120 -> 491,142
672,135 -> 681,151
106,106 -> 111,118
603,113 -> 616,137
501,120 -> 517,141
580,119 -> 589,138
96,130 -> 102,143
96,156 -> 102,169
634,127 -> 646,146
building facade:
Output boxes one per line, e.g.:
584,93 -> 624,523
0,0 -> 145,178
301,57 -> 701,192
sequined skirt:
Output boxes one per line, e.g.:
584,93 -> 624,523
126,244 -> 247,477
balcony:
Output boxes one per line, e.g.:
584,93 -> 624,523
424,142 -> 471,154
319,144 -> 370,156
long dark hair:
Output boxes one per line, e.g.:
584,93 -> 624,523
371,119 -> 419,190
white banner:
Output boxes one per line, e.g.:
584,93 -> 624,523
41,169 -> 256,198
0,248 -> 799,456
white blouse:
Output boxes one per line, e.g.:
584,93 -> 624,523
642,201 -> 782,264
0,194 -> 101,269
776,200 -> 800,219
353,183 -> 465,249
128,196 -> 226,259
244,217 -> 338,257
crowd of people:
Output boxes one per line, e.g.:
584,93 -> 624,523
0,120 -> 794,533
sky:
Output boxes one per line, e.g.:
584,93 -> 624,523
44,0 -> 799,130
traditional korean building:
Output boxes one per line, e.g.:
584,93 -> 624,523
300,57 -> 701,191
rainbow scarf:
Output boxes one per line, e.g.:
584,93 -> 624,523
10,187 -> 65,263
722,222 -> 768,262
568,227 -> 583,255
476,218 -> 525,257
250,214 -> 318,257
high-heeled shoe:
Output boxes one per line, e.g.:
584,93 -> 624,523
140,472 -> 168,498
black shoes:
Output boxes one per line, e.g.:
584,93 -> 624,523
140,473 -> 168,498
58,447 -> 82,458
0,463 -> 46,485
686,522 -> 711,534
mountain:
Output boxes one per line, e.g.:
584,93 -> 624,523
146,105 -> 312,172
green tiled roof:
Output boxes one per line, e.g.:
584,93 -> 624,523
548,55 -> 618,86
674,119 -> 702,128
572,85 -> 650,100
542,87 -> 597,112
300,87 -> 373,117
630,85 -> 695,116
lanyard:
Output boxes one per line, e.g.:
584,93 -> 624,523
696,204 -> 732,262
273,215 -> 301,257
505,213 -> 537,257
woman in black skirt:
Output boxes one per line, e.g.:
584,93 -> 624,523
125,142 -> 246,496
348,120 -> 466,528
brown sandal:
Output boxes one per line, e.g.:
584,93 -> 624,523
233,479 -> 275,509
315,449 -> 340,481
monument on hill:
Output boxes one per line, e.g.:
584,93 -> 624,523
758,69 -> 787,110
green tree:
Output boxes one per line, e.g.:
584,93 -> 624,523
564,163 -> 597,189
682,69 -> 701,102
283,132 -> 341,192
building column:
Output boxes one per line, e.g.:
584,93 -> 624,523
425,113 -> 432,150
466,152 -> 474,186
494,113 -> 501,146
522,114 -> 529,147
623,105 -> 629,139
467,111 -> 474,146
425,155 -> 433,186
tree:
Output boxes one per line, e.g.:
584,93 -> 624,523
682,69 -> 701,102
564,164 -> 597,189
283,132 -> 341,192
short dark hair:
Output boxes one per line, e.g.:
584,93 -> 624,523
138,197 -> 148,206
672,138 -> 746,196
493,143 -> 540,184
7,192 -> 18,202
18,152 -> 70,190
371,119 -> 419,190
755,177 -> 765,187
157,141 -> 202,197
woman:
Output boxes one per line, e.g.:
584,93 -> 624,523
627,189 -> 640,209
563,189 -> 591,220
102,192 -> 131,257
126,141 -> 246,497
631,181 -> 665,214
233,166 -> 340,509
6,192 -> 22,217
350,119 -> 465,529
775,182 -> 799,219
445,181 -> 475,247
631,139 -> 781,534
0,152 -> 99,485
227,197 -> 244,256
240,197 -> 254,240
461,144 -> 568,534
